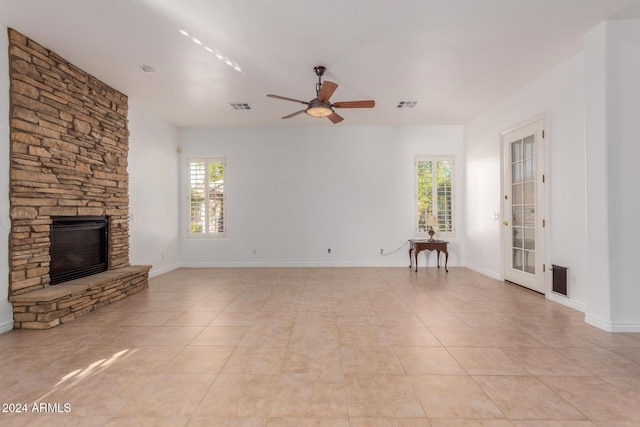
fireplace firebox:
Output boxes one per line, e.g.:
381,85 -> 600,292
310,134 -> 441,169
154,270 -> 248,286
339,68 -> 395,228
50,216 -> 109,285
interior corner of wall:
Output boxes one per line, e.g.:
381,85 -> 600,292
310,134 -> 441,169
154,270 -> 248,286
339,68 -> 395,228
0,317 -> 14,335
584,313 -> 613,332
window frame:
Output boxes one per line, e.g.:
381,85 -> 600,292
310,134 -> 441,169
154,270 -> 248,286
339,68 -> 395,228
414,155 -> 456,238
187,157 -> 227,239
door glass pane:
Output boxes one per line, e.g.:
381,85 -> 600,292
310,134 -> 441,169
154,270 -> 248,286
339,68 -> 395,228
512,249 -> 523,271
524,206 -> 535,227
513,205 -> 523,226
512,162 -> 522,183
523,159 -> 534,181
524,182 -> 535,204
523,135 -> 534,159
513,183 -> 523,204
524,228 -> 535,250
511,140 -> 522,162
507,128 -> 538,281
513,227 -> 523,248
524,251 -> 535,274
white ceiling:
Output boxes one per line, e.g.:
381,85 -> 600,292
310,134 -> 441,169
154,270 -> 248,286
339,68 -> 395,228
1,0 -> 639,128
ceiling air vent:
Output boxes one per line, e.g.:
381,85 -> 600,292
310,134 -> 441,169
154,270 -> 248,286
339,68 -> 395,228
397,101 -> 418,109
229,103 -> 251,110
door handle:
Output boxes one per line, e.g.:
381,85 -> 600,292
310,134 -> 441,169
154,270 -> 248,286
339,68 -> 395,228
503,221 -> 509,226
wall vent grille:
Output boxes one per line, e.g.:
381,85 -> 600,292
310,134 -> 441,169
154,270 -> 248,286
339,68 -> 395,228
230,103 -> 251,110
397,101 -> 418,109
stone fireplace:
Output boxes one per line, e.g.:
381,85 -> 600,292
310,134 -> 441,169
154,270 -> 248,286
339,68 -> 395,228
7,29 -> 150,329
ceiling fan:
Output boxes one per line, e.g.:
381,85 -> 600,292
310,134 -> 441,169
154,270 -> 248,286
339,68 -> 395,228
266,66 -> 375,124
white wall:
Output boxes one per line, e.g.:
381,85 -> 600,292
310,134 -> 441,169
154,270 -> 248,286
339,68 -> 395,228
0,26 -> 13,333
179,125 -> 464,267
606,20 -> 640,329
585,20 -> 640,331
464,52 -> 588,310
128,100 -> 181,276
584,23 -> 612,328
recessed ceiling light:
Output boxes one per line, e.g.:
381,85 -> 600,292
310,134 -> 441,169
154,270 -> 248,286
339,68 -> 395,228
140,65 -> 156,73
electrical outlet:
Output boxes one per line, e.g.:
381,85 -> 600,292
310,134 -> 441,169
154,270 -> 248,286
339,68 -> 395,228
252,249 -> 256,255
328,248 -> 331,254
380,249 -> 383,255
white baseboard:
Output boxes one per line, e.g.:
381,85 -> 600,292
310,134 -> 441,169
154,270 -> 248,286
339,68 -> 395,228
585,314 -> 614,332
585,314 -> 640,332
546,292 -> 586,313
0,319 -> 14,335
464,263 -> 502,280
149,263 -> 181,278
177,261 -> 412,268
608,322 -> 640,333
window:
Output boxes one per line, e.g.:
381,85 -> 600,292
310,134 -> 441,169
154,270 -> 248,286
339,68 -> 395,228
188,158 -> 226,237
415,156 -> 455,236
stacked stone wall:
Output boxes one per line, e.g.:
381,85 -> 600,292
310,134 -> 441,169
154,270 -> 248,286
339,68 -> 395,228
8,28 -> 131,296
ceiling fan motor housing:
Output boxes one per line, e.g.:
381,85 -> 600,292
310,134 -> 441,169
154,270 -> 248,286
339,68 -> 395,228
306,98 -> 333,117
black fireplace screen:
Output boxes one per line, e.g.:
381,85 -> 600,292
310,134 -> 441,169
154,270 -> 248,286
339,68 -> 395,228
50,216 -> 109,285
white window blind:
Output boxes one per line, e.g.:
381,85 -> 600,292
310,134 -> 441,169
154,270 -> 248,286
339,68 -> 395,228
415,156 -> 455,236
188,158 -> 226,237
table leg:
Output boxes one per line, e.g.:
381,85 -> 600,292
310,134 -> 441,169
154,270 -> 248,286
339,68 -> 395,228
444,250 -> 449,272
436,250 -> 441,268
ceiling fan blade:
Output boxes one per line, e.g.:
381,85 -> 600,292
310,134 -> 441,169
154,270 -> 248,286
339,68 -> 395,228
318,81 -> 338,102
267,94 -> 309,106
327,112 -> 344,124
282,110 -> 306,119
333,100 -> 375,109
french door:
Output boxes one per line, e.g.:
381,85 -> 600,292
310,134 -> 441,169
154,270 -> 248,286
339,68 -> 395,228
502,119 -> 545,293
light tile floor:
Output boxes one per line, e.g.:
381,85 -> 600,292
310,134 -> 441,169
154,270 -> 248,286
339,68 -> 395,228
1,267 -> 640,426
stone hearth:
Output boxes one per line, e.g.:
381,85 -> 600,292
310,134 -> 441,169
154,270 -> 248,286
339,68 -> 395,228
10,266 -> 150,329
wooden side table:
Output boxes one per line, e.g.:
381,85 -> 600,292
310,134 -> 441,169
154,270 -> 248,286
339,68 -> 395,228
409,239 -> 449,272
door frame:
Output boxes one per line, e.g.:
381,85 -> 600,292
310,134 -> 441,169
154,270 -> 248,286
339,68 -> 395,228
500,114 -> 549,295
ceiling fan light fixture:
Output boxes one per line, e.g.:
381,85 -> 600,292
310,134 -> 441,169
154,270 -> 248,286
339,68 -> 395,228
267,66 -> 374,124
306,99 -> 333,117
